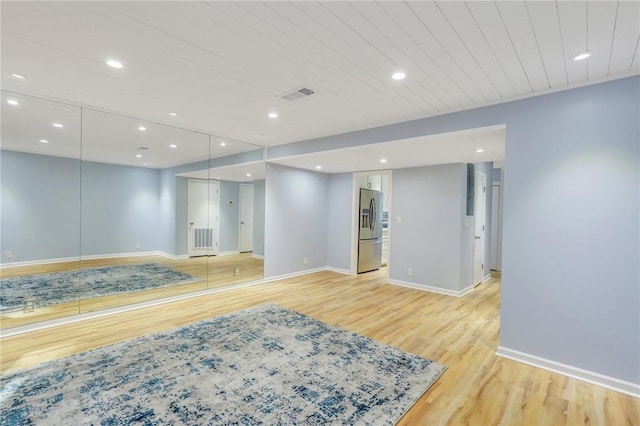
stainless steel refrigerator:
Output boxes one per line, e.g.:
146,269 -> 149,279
358,188 -> 383,274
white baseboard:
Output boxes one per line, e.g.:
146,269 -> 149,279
218,251 -> 240,256
388,279 -> 474,297
157,252 -> 188,260
252,254 -> 264,260
80,251 -> 160,260
1,256 -> 79,269
262,267 -> 327,283
482,273 -> 492,283
496,346 -> 640,398
325,267 -> 352,276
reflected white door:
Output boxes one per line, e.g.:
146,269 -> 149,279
239,184 -> 254,253
187,180 -> 219,257
473,172 -> 487,285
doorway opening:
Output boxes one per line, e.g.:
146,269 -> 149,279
351,171 -> 392,275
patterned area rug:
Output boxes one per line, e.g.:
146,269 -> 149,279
1,304 -> 446,425
0,263 -> 201,313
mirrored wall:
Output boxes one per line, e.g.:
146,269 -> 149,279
0,91 -> 265,329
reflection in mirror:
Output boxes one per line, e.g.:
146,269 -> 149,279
78,109 -> 211,314
0,91 -> 265,330
179,142 -> 265,289
0,92 -> 82,328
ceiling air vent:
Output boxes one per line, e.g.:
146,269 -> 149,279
137,147 -> 149,151
280,87 -> 315,102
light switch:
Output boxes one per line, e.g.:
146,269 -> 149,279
396,215 -> 402,224
463,217 -> 471,228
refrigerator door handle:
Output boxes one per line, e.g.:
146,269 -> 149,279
370,197 -> 375,232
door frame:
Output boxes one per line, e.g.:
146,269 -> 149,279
238,183 -> 254,253
473,171 -> 487,285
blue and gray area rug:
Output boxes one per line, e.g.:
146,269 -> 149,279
1,304 -> 446,425
0,263 -> 201,313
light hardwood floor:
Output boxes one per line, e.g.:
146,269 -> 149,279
1,270 -> 638,425
0,253 -> 264,329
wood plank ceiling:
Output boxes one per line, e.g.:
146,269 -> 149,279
1,1 -> 639,147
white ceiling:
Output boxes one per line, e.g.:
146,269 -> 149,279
269,125 -> 505,174
178,161 -> 266,182
1,1 -> 638,172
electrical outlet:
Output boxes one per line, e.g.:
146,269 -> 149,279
408,268 -> 414,277
303,257 -> 308,265
234,267 -> 240,276
4,251 -> 12,260
136,243 -> 141,250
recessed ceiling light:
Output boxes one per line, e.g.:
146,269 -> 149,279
106,59 -> 123,69
392,71 -> 406,80
138,126 -> 146,131
475,148 -> 485,153
254,134 -> 264,138
246,173 -> 252,177
570,50 -> 592,61
52,123 -> 63,128
316,165 -> 322,170
268,112 -> 278,118
39,139 -> 49,144
169,144 -> 177,148
220,141 -> 226,147
169,112 -> 177,116
136,154 -> 143,158
10,73 -> 26,80
7,99 -> 18,106
380,158 -> 387,163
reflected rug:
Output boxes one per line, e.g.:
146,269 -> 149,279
0,304 -> 446,425
0,263 -> 201,313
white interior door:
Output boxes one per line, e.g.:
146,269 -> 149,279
490,184 -> 502,271
473,171 -> 487,285
187,179 -> 219,257
239,184 -> 254,253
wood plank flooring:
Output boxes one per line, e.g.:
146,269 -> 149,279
0,269 -> 638,425
0,253 -> 264,329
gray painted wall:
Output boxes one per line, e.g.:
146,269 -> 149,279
253,179 -> 265,257
326,173 -> 353,272
0,152 -> 164,262
265,76 -> 640,386
1,150 -> 81,263
264,163 -> 329,277
80,161 -> 161,256
500,77 -> 639,384
389,163 -> 471,291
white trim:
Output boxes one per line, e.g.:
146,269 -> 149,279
1,256 -> 79,269
77,251 -> 160,260
325,267 -> 351,276
157,252 -> 188,260
388,279 -> 474,297
261,267 -> 327,283
218,250 -> 240,256
0,277 -> 272,338
252,254 -> 264,260
482,274 -> 492,283
0,251 -> 183,269
496,346 -> 640,398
